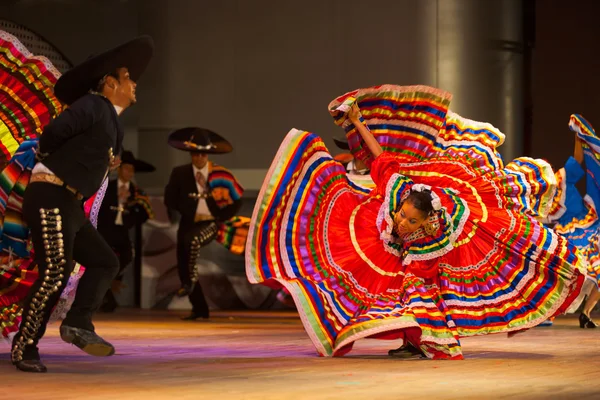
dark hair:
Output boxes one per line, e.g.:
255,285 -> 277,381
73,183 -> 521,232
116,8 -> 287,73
95,69 -> 121,92
402,190 -> 434,217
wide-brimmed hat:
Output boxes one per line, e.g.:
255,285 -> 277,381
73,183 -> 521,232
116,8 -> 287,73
333,153 -> 354,166
120,150 -> 155,173
167,127 -> 233,154
333,136 -> 350,150
54,35 -> 154,105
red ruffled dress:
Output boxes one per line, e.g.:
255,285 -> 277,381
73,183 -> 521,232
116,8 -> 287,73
246,85 -> 586,359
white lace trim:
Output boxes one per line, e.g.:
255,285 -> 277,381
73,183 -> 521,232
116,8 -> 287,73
0,31 -> 61,80
375,172 -> 470,263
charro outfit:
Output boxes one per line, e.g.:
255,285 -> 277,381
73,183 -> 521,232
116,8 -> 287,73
164,127 -> 248,320
8,35 -> 154,373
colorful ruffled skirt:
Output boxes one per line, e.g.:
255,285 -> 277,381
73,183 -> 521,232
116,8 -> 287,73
0,30 -> 97,342
246,85 -> 587,359
545,115 -> 600,286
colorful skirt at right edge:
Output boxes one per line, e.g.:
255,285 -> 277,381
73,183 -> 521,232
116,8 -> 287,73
545,114 -> 600,300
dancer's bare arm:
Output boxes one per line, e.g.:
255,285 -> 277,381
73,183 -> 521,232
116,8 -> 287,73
348,104 -> 383,158
574,135 -> 584,165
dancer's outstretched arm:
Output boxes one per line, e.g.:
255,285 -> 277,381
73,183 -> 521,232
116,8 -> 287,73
348,104 -> 383,158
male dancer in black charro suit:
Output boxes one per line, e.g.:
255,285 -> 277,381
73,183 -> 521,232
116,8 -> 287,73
11,36 -> 154,373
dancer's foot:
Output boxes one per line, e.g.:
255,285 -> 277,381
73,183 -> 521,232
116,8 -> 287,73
579,313 -> 598,328
13,359 -> 47,373
181,313 -> 209,321
60,325 -> 115,356
388,342 -> 425,359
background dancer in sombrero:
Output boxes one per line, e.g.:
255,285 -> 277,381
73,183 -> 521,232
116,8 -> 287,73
246,84 -> 587,360
9,35 -> 154,373
544,114 -> 600,328
97,150 -> 155,313
164,127 -> 249,321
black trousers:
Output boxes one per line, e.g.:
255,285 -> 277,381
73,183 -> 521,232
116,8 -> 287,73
176,221 -> 218,317
11,182 -> 119,361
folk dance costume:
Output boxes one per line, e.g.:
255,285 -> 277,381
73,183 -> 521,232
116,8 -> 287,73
544,114 -> 600,328
97,151 -> 155,312
276,137 -> 377,308
6,35 -> 154,373
0,144 -> 108,341
0,30 -> 94,344
246,85 -> 587,359
164,128 -> 249,320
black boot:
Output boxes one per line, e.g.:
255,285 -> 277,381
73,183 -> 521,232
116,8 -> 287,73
60,325 -> 116,356
11,336 -> 47,373
388,342 -> 425,358
181,312 -> 209,321
13,359 -> 47,373
579,313 -> 598,328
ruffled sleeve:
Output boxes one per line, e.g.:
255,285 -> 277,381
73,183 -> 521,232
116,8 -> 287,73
544,157 -> 586,224
404,255 -> 443,281
371,152 -> 403,194
564,156 -> 585,184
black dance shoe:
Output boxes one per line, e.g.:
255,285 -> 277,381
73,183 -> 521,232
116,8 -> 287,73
13,359 -> 47,373
388,342 -> 425,359
60,325 -> 116,356
579,313 -> 598,328
181,313 -> 209,321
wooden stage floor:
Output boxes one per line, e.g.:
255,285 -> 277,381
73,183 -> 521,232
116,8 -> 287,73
2,310 -> 600,400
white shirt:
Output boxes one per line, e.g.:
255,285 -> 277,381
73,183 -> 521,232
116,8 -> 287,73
32,104 -> 123,176
114,179 -> 131,225
117,179 -> 131,203
192,163 -> 211,216
32,161 -> 54,175
346,160 -> 354,173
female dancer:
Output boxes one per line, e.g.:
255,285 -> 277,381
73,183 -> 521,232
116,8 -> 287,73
544,114 -> 600,328
246,84 -> 587,359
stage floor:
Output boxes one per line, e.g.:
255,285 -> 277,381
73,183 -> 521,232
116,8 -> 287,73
2,310 -> 600,400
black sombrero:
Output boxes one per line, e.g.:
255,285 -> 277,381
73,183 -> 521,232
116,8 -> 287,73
333,136 -> 350,150
167,127 -> 233,154
120,150 -> 155,173
54,35 -> 154,105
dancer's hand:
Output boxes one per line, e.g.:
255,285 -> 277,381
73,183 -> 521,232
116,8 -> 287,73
348,103 -> 382,157
110,155 -> 122,171
348,104 -> 361,122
